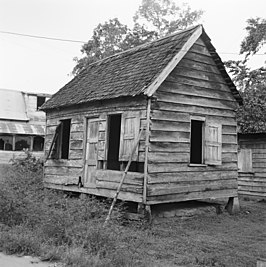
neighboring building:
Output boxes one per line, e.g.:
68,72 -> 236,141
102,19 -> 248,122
0,88 -> 51,163
238,133 -> 266,200
41,25 -> 242,212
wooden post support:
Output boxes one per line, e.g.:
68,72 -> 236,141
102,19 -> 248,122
137,203 -> 145,214
145,205 -> 152,223
137,203 -> 152,223
257,258 -> 266,267
12,135 -> 15,151
225,196 -> 240,214
30,136 -> 34,151
79,193 -> 88,200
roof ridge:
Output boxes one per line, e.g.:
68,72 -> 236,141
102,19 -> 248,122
44,24 -> 222,111
87,24 -> 201,67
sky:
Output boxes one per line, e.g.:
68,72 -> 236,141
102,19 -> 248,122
0,0 -> 265,95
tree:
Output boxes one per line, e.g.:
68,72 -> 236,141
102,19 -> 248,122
133,0 -> 203,37
73,18 -> 133,75
73,0 -> 203,75
235,66 -> 266,133
225,17 -> 266,133
240,17 -> 266,59
72,18 -> 157,75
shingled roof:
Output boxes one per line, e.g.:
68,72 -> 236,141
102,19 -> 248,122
42,25 -> 241,110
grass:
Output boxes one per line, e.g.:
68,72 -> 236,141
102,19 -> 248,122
148,200 -> 266,267
0,152 -> 265,266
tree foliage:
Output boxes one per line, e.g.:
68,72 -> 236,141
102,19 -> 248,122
134,0 -> 203,37
240,17 -> 266,59
73,18 -> 156,75
73,0 -> 203,75
225,17 -> 266,133
233,65 -> 266,133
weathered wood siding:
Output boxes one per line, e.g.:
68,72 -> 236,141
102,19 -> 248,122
44,97 -> 147,202
147,37 -> 239,204
238,134 -> 266,199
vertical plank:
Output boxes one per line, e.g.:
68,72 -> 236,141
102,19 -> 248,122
205,123 -> 222,165
84,118 -> 99,187
119,112 -> 140,161
143,98 -> 151,204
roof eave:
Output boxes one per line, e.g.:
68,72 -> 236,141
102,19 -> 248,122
40,94 -> 147,112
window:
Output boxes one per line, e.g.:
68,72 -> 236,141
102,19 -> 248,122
47,119 -> 71,160
105,112 -> 143,173
0,135 -> 13,151
33,136 -> 44,151
107,114 -> 121,170
238,149 -> 252,172
190,120 -> 204,164
37,96 -> 46,110
190,119 -> 222,166
61,119 -> 71,159
15,136 -> 30,151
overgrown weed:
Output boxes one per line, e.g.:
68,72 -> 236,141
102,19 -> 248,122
0,152 -> 145,266
0,224 -> 42,255
1,152 -> 264,266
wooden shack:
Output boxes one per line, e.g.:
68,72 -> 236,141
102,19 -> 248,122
238,133 -> 266,200
41,25 -> 242,211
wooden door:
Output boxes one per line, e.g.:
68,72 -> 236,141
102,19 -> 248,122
84,118 -> 99,187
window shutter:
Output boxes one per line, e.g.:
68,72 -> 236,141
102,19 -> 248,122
46,123 -> 62,160
238,149 -> 252,172
97,115 -> 107,161
205,123 -> 222,165
86,119 -> 99,165
119,112 -> 140,161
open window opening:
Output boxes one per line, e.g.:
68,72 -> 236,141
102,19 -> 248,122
48,119 -> 71,160
33,136 -> 44,151
121,161 -> 144,172
37,96 -> 46,110
61,119 -> 71,159
0,135 -> 13,151
107,114 -> 121,170
15,136 -> 30,151
105,113 -> 143,173
190,120 -> 204,164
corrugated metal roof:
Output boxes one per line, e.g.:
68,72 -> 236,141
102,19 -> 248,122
0,121 -> 45,135
0,88 -> 29,121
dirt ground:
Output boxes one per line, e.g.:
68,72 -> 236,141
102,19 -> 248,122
0,253 -> 58,267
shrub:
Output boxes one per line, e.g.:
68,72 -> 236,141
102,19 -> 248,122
0,152 -> 145,266
10,149 -> 43,173
0,225 -> 41,255
0,155 -> 45,227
